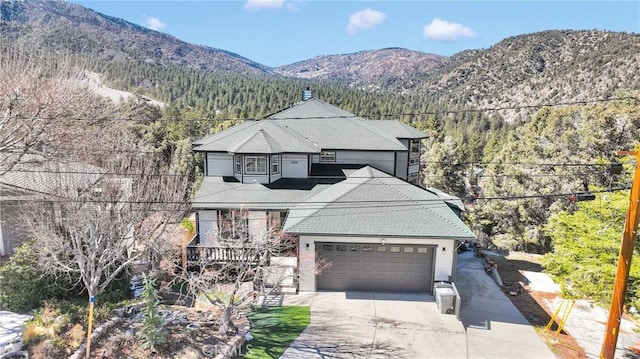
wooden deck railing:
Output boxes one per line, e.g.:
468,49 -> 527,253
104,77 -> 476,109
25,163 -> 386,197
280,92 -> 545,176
185,234 -> 269,266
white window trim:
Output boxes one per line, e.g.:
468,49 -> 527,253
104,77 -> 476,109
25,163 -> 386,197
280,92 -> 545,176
235,155 -> 242,174
320,151 -> 336,162
245,155 -> 267,175
409,140 -> 420,165
271,155 -> 280,174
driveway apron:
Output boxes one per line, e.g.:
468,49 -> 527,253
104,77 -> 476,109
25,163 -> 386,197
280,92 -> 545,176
280,291 -> 467,358
281,252 -> 557,358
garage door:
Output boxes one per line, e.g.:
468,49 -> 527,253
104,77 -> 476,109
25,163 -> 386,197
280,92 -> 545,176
316,243 -> 435,293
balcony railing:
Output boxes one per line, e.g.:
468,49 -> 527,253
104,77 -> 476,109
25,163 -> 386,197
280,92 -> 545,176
184,233 -> 269,266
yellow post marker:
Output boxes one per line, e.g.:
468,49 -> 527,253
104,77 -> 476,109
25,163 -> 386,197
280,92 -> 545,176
555,300 -> 575,337
85,296 -> 95,358
543,303 -> 563,335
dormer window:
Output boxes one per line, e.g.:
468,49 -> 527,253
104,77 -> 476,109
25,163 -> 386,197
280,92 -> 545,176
245,156 -> 267,175
320,151 -> 336,162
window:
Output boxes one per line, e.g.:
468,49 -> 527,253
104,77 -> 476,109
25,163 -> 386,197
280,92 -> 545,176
235,155 -> 242,174
409,140 -> 420,165
320,151 -> 336,162
404,247 -> 414,253
217,209 -> 249,240
362,245 -> 373,252
245,155 -> 267,175
336,245 -> 347,251
271,155 -> 280,174
323,244 -> 334,251
267,211 -> 287,231
408,173 -> 420,185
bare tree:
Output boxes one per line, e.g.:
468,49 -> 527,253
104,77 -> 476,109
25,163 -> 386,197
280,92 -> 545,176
0,49 -> 137,174
20,152 -> 190,300
160,210 -> 330,335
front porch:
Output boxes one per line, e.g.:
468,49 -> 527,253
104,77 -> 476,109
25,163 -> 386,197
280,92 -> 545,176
184,233 -> 270,265
183,234 -> 299,295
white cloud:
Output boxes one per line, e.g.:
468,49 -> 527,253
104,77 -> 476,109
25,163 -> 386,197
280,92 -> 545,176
144,16 -> 166,31
422,18 -> 476,41
244,0 -> 286,11
346,9 -> 386,35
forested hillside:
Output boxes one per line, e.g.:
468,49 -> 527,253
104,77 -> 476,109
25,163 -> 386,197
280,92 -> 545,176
0,0 -> 270,74
3,0 -> 640,306
418,30 -> 640,122
275,30 -> 640,122
275,48 -> 446,88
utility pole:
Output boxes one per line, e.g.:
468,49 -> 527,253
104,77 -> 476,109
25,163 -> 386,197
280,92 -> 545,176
601,146 -> 640,359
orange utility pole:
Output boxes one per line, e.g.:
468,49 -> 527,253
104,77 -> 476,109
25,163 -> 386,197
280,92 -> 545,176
601,146 -> 640,359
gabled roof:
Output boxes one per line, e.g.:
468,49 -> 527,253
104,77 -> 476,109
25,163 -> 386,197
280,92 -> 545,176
193,98 -> 427,153
193,121 -> 320,154
283,166 -> 475,239
424,187 -> 465,213
0,154 -> 104,197
268,98 -> 357,119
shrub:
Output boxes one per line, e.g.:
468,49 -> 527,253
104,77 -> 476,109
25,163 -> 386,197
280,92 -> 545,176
138,273 -> 165,352
0,241 -> 51,312
0,241 -> 89,312
180,217 -> 195,234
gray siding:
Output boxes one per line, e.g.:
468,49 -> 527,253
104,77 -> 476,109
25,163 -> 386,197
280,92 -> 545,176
282,154 -> 308,178
207,153 -> 234,177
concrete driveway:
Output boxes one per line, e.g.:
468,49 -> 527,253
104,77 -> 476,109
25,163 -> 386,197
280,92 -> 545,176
281,291 -> 466,358
456,251 -> 555,358
279,251 -> 556,359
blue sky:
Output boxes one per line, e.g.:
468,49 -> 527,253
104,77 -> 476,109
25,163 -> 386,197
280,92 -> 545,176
73,1 -> 639,67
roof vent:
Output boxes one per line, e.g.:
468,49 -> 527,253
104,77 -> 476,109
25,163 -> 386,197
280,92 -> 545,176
302,88 -> 312,101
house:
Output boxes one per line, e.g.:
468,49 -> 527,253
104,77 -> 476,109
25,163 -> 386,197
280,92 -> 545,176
0,155 -> 102,260
190,91 -> 475,293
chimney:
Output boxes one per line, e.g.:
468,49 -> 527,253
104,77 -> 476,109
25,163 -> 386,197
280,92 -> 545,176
302,87 -> 312,101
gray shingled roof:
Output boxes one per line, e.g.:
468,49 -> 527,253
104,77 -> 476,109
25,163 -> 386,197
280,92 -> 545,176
283,166 -> 475,239
425,186 -> 465,213
193,99 -> 426,153
0,155 -> 104,196
192,176 -> 331,210
268,98 -> 356,119
194,121 -> 320,154
359,120 -> 428,139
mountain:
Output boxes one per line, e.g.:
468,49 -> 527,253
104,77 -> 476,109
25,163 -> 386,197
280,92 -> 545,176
417,30 -> 640,121
274,48 -> 446,89
2,1 -> 638,123
0,0 -> 271,75
275,30 -> 640,122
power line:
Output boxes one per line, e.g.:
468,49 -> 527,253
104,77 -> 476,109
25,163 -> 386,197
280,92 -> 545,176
5,186 -> 630,206
2,96 -> 637,123
4,168 -> 190,177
